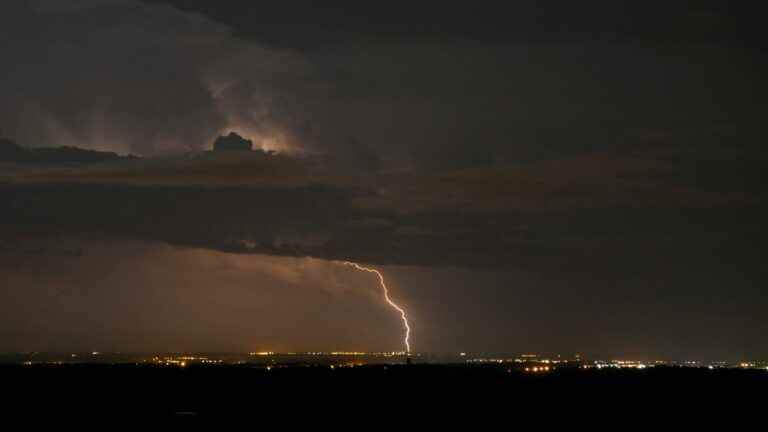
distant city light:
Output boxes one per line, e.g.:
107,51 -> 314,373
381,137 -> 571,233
9,352 -> 768,372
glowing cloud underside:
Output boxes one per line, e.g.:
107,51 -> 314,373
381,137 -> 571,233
342,261 -> 411,354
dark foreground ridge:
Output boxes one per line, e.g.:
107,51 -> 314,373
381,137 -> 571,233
2,363 -> 765,422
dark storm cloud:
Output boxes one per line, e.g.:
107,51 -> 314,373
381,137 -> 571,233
142,1 -> 764,49
0,0 -> 350,157
3,0 -> 764,169
1,1 -> 223,154
2,141 -> 765,272
1,0 -> 764,274
132,1 -> 765,170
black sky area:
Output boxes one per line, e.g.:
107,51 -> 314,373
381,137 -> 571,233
142,1 -> 761,48
0,1 -> 766,360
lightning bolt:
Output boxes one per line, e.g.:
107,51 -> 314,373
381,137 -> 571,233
342,261 -> 411,354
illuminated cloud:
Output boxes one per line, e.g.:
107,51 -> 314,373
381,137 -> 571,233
0,0 -> 317,156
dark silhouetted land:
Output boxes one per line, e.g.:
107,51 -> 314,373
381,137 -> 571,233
2,363 -> 765,423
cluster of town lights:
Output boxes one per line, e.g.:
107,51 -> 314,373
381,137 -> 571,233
525,366 -> 552,373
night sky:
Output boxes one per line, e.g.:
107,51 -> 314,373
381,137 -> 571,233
1,1 -> 765,360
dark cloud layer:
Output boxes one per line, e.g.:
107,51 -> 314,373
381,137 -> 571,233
1,171 -> 766,357
2,0 -> 765,170
2,142 -> 765,271
1,0 -> 322,156
141,0 -> 767,171
144,1 -> 764,49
